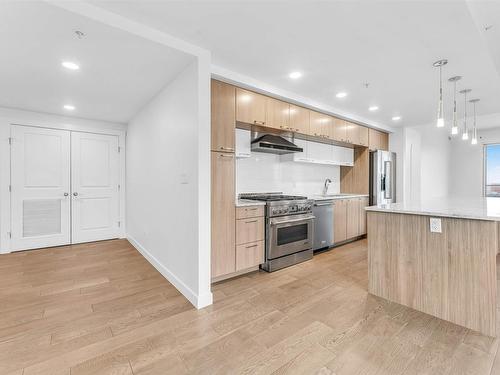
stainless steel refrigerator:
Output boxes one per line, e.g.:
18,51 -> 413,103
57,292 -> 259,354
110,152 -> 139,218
369,150 -> 396,205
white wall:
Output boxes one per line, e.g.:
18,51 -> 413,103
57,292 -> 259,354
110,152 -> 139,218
449,127 -> 500,198
390,124 -> 450,202
237,153 -> 340,196
126,60 -> 212,309
0,106 -> 126,254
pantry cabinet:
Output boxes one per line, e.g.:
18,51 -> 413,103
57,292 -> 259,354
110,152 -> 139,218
236,88 -> 266,126
211,80 -> 235,152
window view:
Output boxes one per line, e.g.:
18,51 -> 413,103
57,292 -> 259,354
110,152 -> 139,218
485,144 -> 500,197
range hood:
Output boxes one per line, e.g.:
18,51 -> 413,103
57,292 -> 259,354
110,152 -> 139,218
251,134 -> 303,155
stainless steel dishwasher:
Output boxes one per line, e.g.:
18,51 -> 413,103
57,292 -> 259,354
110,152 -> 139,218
312,200 -> 334,250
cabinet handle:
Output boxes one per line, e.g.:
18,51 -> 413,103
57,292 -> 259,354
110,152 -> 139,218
220,146 -> 234,151
219,154 -> 234,158
254,120 -> 265,125
245,220 -> 258,224
245,244 -> 258,249
295,128 -> 299,132
245,207 -> 259,211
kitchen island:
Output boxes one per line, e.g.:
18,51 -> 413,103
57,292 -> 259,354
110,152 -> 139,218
366,198 -> 500,337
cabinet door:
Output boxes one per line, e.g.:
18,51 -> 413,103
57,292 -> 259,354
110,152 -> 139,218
358,126 -> 369,147
211,151 -> 236,278
236,88 -> 266,126
358,197 -> 369,235
211,80 -> 235,152
345,122 -> 357,144
379,132 -> 389,151
290,105 -> 310,134
333,199 -> 347,243
333,118 -> 347,142
369,128 -> 381,151
346,198 -> 360,239
266,97 -> 289,130
310,111 -> 332,139
236,241 -> 264,271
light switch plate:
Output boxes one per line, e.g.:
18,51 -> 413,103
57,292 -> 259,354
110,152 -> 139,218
429,217 -> 442,233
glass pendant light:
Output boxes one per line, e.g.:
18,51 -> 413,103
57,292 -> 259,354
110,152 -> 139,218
469,99 -> 479,145
433,59 -> 448,127
448,76 -> 462,135
460,89 -> 471,140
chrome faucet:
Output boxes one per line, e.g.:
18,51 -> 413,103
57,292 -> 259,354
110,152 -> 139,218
323,178 -> 332,196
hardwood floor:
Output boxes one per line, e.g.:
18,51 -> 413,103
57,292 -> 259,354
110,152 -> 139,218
1,239 -> 499,374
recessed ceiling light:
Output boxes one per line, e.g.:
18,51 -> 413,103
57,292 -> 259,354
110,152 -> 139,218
289,71 -> 302,79
61,61 -> 80,70
369,106 -> 379,111
63,105 -> 75,111
336,92 -> 348,98
392,116 -> 401,121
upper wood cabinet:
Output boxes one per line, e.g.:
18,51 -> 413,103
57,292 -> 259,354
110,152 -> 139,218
369,128 -> 389,151
211,80 -> 235,152
345,121 -> 357,144
236,88 -> 266,126
265,97 -> 290,131
290,105 -> 310,135
309,111 -> 332,139
358,126 -> 369,147
332,118 -> 347,143
211,152 -> 236,278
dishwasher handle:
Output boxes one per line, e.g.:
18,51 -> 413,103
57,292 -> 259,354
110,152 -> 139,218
314,201 -> 334,206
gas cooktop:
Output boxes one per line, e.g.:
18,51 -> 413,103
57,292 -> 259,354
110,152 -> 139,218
239,193 -> 308,202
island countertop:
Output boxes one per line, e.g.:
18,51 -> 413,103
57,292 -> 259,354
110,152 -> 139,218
365,197 -> 500,222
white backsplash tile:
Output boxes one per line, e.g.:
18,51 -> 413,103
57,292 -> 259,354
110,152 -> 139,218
236,152 -> 340,196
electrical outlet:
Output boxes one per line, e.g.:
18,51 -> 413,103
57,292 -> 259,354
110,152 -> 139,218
429,217 -> 442,233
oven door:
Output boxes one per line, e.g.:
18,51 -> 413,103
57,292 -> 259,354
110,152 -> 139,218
267,214 -> 314,260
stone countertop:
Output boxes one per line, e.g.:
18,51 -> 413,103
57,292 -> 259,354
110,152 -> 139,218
235,199 -> 267,207
365,197 -> 500,222
309,194 -> 369,201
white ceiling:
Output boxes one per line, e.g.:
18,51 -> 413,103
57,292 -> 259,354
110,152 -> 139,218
89,0 -> 500,129
0,2 -> 194,123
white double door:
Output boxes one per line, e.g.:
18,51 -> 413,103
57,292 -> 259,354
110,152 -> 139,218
10,125 -> 120,251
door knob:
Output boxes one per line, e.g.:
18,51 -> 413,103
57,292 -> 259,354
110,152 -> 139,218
73,192 -> 78,196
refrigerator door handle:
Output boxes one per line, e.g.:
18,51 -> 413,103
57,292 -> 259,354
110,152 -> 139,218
384,161 -> 392,200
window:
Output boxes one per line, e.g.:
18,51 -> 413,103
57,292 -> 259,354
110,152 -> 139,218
485,144 -> 500,197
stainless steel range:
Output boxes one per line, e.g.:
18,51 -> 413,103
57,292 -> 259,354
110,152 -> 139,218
239,193 -> 315,272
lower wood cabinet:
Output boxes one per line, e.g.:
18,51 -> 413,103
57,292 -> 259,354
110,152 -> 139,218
333,197 -> 369,244
211,151 -> 236,278
236,217 -> 265,245
236,241 -> 264,271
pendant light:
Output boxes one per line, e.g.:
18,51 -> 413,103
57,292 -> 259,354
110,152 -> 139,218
448,76 -> 462,135
469,99 -> 479,145
433,59 -> 448,127
460,89 -> 471,140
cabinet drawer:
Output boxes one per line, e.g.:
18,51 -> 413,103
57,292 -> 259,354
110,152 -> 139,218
236,205 -> 264,219
236,217 -> 265,244
236,240 -> 264,271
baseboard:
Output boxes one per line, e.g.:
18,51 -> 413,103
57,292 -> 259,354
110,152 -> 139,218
127,235 -> 212,309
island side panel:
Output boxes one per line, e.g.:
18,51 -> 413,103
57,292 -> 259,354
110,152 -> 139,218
367,211 -> 497,337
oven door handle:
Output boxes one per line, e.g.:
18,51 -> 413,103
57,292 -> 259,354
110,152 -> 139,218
270,216 -> 315,226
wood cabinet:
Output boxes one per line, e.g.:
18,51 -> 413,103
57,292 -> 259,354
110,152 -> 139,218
333,199 -> 347,243
358,197 -> 369,235
346,198 -> 360,239
236,216 -> 265,245
333,197 -> 369,244
236,88 -> 266,126
345,121 -> 357,144
211,152 -> 236,278
358,126 -> 369,147
235,208 -> 265,272
265,97 -> 289,131
236,205 -> 264,220
369,128 -> 389,151
289,105 -> 310,135
309,111 -> 332,139
332,118 -> 347,143
236,241 -> 264,271
211,80 -> 236,152
340,147 -> 369,195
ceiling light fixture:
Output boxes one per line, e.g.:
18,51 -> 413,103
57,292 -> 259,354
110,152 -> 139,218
460,89 -> 471,140
289,71 -> 302,79
368,106 -> 379,111
392,116 -> 401,121
63,104 -> 75,111
433,59 -> 448,128
448,76 -> 462,135
61,61 -> 80,70
336,92 -> 347,98
469,98 -> 479,145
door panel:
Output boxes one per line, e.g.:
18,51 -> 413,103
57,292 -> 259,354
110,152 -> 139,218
71,132 -> 120,244
11,125 -> 71,250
